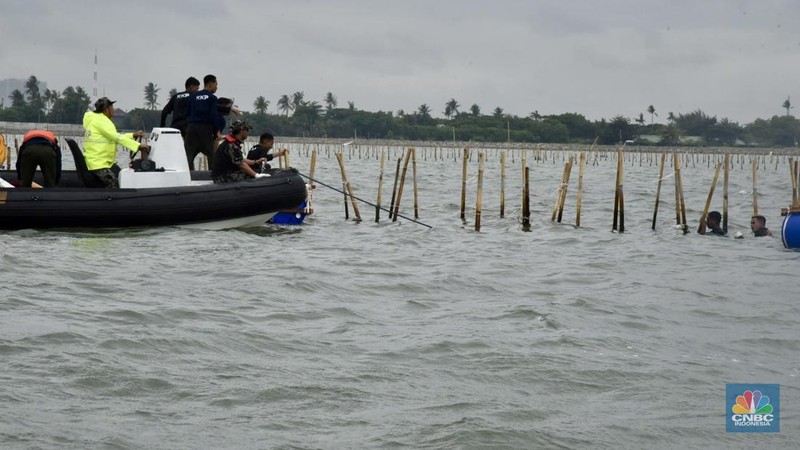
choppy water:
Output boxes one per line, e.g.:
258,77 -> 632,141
1,145 -> 798,449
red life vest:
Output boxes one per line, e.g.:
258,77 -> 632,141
22,130 -> 57,145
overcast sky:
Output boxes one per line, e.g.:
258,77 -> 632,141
1,0 -> 798,124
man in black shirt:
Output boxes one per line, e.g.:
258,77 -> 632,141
703,211 -> 727,236
160,77 -> 200,138
246,132 -> 288,173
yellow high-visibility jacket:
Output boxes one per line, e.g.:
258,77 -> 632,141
82,111 -> 140,170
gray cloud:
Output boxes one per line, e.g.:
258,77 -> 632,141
0,0 -> 798,124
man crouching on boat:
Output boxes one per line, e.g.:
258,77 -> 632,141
83,97 -> 149,188
211,120 -> 269,183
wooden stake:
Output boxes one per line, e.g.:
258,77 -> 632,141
308,150 -> 317,190
392,148 -> 413,222
575,152 -> 586,227
500,151 -> 506,218
475,151 -> 485,231
460,148 -> 469,220
697,163 -> 722,234
750,157 -> 758,217
556,156 -> 574,223
389,157 -> 401,220
411,148 -> 419,219
375,150 -> 386,223
551,159 -> 570,222
522,166 -> 531,231
652,153 -> 666,230
613,151 -> 623,232
723,154 -> 729,230
335,152 -> 361,221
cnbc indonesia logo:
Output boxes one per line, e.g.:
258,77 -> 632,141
727,385 -> 780,433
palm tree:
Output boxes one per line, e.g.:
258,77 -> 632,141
24,75 -> 43,111
348,101 -> 355,110
291,91 -> 305,110
9,89 -> 26,107
528,110 -> 541,121
277,94 -> 291,116
647,105 -> 658,124
636,112 -> 645,125
470,104 -> 480,117
667,112 -> 676,123
417,104 -> 431,118
444,98 -> 460,119
324,92 -> 337,111
253,96 -> 269,115
492,107 -> 504,118
143,82 -> 160,110
783,97 -> 793,116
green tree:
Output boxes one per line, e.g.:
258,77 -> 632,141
444,98 -> 459,119
636,113 -> 645,125
143,82 -> 160,110
783,96 -> 793,116
168,88 -> 178,98
253,96 -> 269,115
493,107 -> 504,117
348,101 -> 355,110
277,94 -> 291,116
291,91 -> 305,110
470,104 -> 480,116
647,105 -> 657,124
9,89 -> 26,108
528,110 -> 541,121
324,92 -> 337,111
659,123 -> 681,145
25,75 -> 44,112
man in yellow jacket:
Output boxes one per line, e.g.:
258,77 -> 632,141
82,97 -> 149,188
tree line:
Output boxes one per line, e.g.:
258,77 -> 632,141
3,75 -> 799,147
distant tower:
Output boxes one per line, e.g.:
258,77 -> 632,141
93,49 -> 98,100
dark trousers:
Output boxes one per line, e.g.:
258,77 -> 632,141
20,145 -> 57,187
184,123 -> 216,171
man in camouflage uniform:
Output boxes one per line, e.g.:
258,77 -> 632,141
211,120 -> 269,183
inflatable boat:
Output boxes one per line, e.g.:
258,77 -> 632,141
0,128 -> 307,230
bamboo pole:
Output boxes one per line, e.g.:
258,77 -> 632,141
308,150 -> 317,190
389,157 -> 401,220
335,153 -> 349,219
500,151 -> 506,218
697,163 -> 722,234
652,153 -> 666,230
460,148 -> 469,220
556,156 -> 574,223
795,160 -> 800,209
375,150 -> 386,223
792,159 -> 799,208
475,152 -> 485,231
618,152 -> 625,233
522,166 -> 531,231
551,159 -> 570,222
411,148 -> 419,219
575,152 -> 586,227
283,149 -> 291,168
751,157 -> 758,216
674,153 -> 688,231
613,151 -> 623,232
392,148 -> 413,222
723,154 -> 729,231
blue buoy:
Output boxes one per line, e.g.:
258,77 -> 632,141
268,201 -> 309,225
781,211 -> 800,249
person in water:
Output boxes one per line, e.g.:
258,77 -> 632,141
211,120 -> 269,183
750,215 -> 773,237
702,210 -> 727,236
17,129 -> 62,187
83,97 -> 149,188
246,132 -> 288,173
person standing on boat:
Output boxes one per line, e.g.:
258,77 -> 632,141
185,74 -> 225,171
16,130 -> 62,188
160,76 -> 200,138
83,97 -> 149,188
246,132 -> 288,173
211,120 -> 269,183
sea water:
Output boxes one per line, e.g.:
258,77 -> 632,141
1,146 -> 798,448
